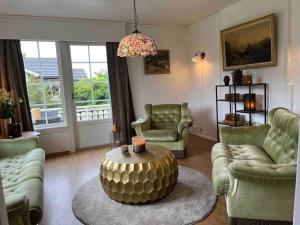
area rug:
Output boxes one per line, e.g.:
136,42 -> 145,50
72,166 -> 217,225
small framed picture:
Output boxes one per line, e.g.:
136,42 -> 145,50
144,50 -> 170,75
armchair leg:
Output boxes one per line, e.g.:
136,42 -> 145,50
170,149 -> 185,159
229,217 -> 292,225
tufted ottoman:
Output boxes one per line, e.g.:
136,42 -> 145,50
0,137 -> 45,225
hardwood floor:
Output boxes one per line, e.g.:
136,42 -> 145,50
40,134 -> 227,225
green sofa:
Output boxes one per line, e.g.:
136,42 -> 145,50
131,103 -> 193,158
0,136 -> 45,225
211,108 -> 299,225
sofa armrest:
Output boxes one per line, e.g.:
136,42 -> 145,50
220,124 -> 270,147
229,162 -> 296,185
131,116 -> 151,135
5,194 -> 31,225
0,137 -> 39,158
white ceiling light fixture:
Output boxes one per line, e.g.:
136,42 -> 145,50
117,0 -> 157,57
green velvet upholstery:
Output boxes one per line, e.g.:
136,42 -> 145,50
211,108 -> 299,223
0,137 -> 45,225
132,103 -> 193,158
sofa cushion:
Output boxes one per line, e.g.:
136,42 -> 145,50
142,130 -> 178,142
211,143 -> 274,195
0,148 -> 45,170
263,108 -> 299,164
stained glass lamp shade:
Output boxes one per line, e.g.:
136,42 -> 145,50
117,0 -> 157,57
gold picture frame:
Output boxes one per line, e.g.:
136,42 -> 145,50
144,50 -> 170,75
221,14 -> 277,71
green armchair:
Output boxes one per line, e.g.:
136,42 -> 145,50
131,103 -> 193,158
0,137 -> 45,225
211,108 -> 299,225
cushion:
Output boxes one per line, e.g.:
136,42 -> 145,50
263,108 -> 299,164
0,148 -> 45,224
142,130 -> 178,142
211,143 -> 274,195
150,104 -> 181,130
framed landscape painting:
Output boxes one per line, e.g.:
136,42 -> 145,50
221,14 -> 277,71
144,50 -> 170,75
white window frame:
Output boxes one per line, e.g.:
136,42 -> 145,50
68,42 -> 112,124
21,40 -> 68,130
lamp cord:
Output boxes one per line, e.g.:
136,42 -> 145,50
133,0 -> 138,32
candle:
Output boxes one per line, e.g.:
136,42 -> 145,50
132,136 -> 146,153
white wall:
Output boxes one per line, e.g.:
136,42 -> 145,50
0,16 -> 125,153
187,0 -> 292,140
127,25 -> 190,117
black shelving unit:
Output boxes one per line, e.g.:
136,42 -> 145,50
216,83 -> 267,140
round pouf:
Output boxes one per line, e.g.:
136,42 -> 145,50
100,144 -> 178,204
73,166 -> 217,225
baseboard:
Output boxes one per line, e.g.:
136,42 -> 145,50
76,143 -> 111,152
190,131 -> 217,142
46,143 -> 111,158
229,217 -> 293,225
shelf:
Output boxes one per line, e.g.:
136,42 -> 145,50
216,83 -> 266,87
236,110 -> 267,114
217,99 -> 244,102
217,122 -> 245,127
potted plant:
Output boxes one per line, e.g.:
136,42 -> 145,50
0,89 -> 22,138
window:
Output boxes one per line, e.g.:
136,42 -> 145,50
21,41 -> 65,129
70,44 -> 111,121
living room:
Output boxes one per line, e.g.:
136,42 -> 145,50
0,0 -> 300,224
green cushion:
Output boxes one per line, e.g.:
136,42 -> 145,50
142,130 -> 178,142
263,108 -> 299,164
150,104 -> 181,130
0,148 -> 45,225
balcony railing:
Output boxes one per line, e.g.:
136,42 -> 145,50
31,104 -> 112,127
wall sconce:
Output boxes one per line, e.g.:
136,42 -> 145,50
192,51 -> 206,63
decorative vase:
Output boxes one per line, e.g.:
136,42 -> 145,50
0,118 -> 12,138
231,69 -> 243,85
223,76 -> 230,86
11,122 -> 22,138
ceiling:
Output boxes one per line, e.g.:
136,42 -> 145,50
0,0 -> 241,26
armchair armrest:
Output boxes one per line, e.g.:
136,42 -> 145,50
229,162 -> 296,185
0,137 -> 39,158
131,116 -> 151,135
178,116 -> 193,134
220,124 -> 270,147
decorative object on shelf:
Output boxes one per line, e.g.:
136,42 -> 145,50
132,136 -> 146,153
117,0 -> 157,57
192,51 -> 206,63
0,89 -> 23,138
244,94 -> 256,111
231,69 -> 243,85
243,75 -> 253,85
223,75 -> 230,86
223,113 -> 244,126
144,50 -> 170,74
216,83 -> 267,140
225,93 -> 241,101
221,14 -> 277,71
120,145 -> 129,155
